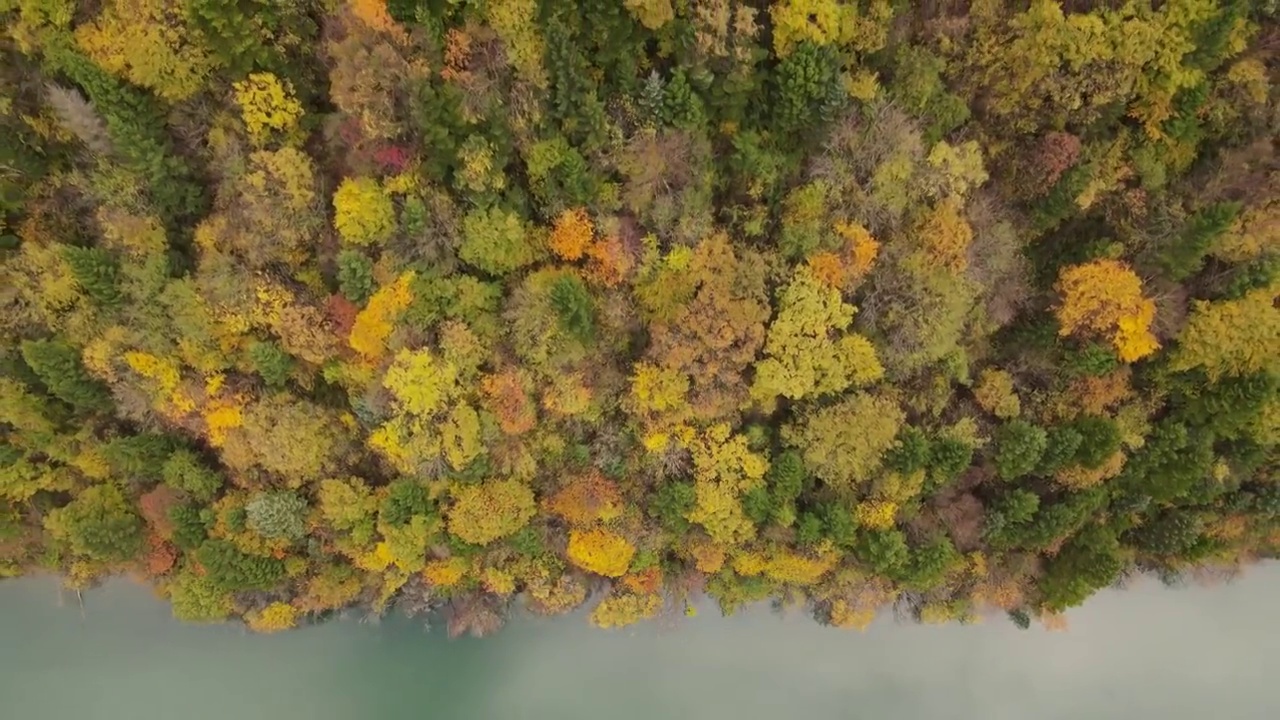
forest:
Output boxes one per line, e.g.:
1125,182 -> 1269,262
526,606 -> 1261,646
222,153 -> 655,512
1,0 -> 1278,636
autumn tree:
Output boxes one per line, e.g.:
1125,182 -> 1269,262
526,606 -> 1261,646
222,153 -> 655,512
751,267 -> 884,405
333,177 -> 397,246
645,233 -> 769,420
1055,260 -> 1160,363
1170,285 -> 1279,381
567,528 -> 636,577
784,392 -> 905,491
446,480 -> 537,546
76,0 -> 215,101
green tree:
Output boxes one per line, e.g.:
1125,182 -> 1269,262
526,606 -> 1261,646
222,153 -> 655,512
62,245 -> 123,307
45,484 -> 143,563
20,339 -> 112,413
196,539 -> 286,591
246,491 -> 308,541
459,207 -> 540,276
248,340 -> 294,388
337,249 -> 376,305
994,420 -> 1049,481
771,42 -> 846,143
161,450 -> 223,502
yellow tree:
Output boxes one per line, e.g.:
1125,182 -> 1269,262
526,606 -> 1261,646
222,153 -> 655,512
683,424 -> 769,545
233,73 -> 304,146
567,529 -> 635,578
76,0 -> 214,101
348,272 -> 415,360
1055,259 -> 1159,363
333,178 -> 396,246
446,480 -> 537,545
368,343 -> 486,474
750,267 -> 884,405
1170,285 -> 1280,380
783,391 -> 905,491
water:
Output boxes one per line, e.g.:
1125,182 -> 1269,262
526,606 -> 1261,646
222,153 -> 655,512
2,570 -> 1278,720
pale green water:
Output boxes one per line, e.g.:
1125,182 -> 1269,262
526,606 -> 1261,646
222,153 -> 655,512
1,571 -> 1278,720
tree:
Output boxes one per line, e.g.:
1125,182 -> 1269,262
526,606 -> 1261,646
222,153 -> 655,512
1170,286 -> 1280,381
567,528 -> 636,577
246,491 -> 308,541
221,396 -> 350,482
247,602 -> 299,633
161,450 -> 223,502
645,234 -> 769,420
349,271 -> 415,360
548,208 -> 594,261
102,433 -> 175,482
771,42 -> 846,141
1038,525 -> 1123,612
45,484 -> 143,564
590,592 -> 662,628
196,539 -> 286,591
248,340 -> 294,388
333,178 -> 396,246
168,568 -> 233,622
234,72 -> 304,145
76,0 -> 215,101
750,267 -> 884,405
1055,260 -> 1159,363
62,246 -> 122,308
545,473 -> 622,527
446,481 -> 536,546
548,273 -> 597,344
337,250 -> 376,304
973,369 -> 1020,419
994,420 -> 1049,481
784,392 -> 905,491
21,339 -> 112,412
459,207 -> 541,276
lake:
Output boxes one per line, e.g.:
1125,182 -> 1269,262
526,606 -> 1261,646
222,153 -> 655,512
1,569 -> 1278,720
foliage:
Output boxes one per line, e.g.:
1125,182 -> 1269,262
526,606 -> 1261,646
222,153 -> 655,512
750,268 -> 883,405
567,528 -> 636,578
1055,260 -> 1160,363
1170,286 -> 1280,380
234,72 -> 303,145
994,421 -> 1049,481
446,481 -> 537,546
247,602 -> 299,633
459,207 -> 539,276
45,484 -> 143,564
3,0 -> 1278,636
245,491 -> 308,541
333,178 -> 396,246
161,450 -> 222,502
590,592 -> 662,629
195,539 -> 285,591
21,339 -> 112,412
784,392 -> 905,491
168,569 -> 232,622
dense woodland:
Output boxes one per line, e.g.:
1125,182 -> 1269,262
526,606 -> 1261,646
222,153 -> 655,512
1,0 -> 1278,636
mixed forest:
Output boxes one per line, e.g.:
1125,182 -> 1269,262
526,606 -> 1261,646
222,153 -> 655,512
1,0 -> 1279,636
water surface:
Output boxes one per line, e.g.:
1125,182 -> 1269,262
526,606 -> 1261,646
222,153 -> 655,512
1,570 -> 1277,720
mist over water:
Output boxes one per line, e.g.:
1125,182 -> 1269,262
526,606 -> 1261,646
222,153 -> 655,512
2,569 -> 1277,720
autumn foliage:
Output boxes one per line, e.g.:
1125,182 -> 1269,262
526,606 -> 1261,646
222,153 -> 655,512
1055,260 -> 1160,363
3,0 -> 1278,638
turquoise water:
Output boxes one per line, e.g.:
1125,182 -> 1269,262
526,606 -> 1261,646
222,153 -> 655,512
1,570 -> 1278,719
